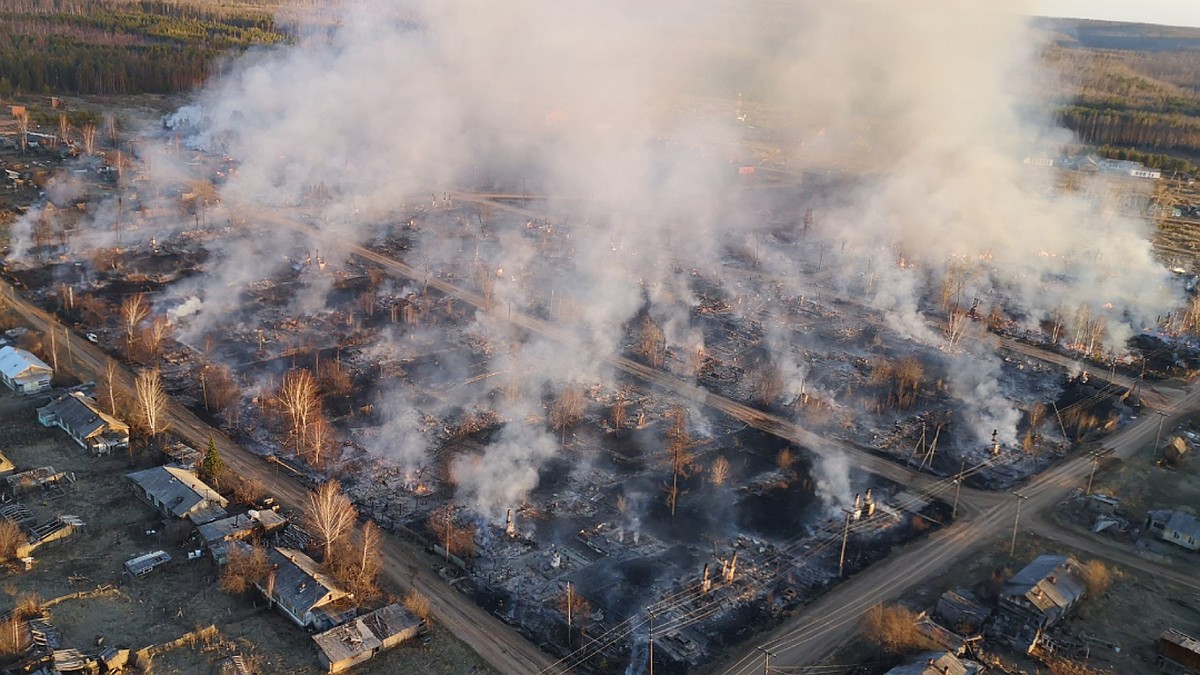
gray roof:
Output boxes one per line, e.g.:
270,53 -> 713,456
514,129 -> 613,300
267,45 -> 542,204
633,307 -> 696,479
127,466 -> 228,519
1165,511 -> 1200,539
884,651 -> 969,675
265,547 -> 350,617
0,346 -> 51,381
1002,555 -> 1086,620
40,391 -> 128,439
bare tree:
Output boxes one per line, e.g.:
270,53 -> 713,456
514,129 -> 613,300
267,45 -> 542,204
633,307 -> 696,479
140,316 -> 172,364
550,384 -> 586,436
133,367 -> 169,437
556,582 -> 591,640
753,364 -> 783,405
120,294 -> 150,353
306,481 -> 357,564
276,369 -> 320,457
709,455 -> 731,486
81,124 -> 97,156
427,503 -> 475,559
0,520 -> 24,561
14,110 -> 29,154
610,398 -> 628,430
662,406 -> 697,517
200,362 -> 240,416
57,113 -> 70,149
635,315 -> 666,368
219,541 -> 268,594
99,360 -> 119,416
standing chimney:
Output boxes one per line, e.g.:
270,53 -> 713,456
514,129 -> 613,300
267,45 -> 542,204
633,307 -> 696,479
701,564 -> 711,594
725,552 -> 738,584
505,508 -> 516,538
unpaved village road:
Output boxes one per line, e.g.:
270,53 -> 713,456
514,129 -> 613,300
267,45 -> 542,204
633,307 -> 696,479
714,381 -> 1200,675
0,281 -> 555,675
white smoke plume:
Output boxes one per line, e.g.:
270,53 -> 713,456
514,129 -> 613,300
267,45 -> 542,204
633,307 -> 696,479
6,0 -> 1178,512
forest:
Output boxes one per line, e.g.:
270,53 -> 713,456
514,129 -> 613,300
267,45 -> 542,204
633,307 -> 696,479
0,0 -> 287,96
1040,19 -> 1200,161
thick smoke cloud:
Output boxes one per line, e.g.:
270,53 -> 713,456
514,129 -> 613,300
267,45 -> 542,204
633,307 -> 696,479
16,0 -> 1177,512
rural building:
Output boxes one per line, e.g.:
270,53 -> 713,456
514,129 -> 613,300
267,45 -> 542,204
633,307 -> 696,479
1157,628 -> 1200,673
37,391 -> 129,455
312,603 -> 425,673
197,509 -> 288,564
1146,510 -> 1200,551
1097,158 -> 1162,179
991,554 -> 1086,653
0,345 -> 53,394
127,466 -> 228,524
936,589 -> 990,633
258,547 -> 356,631
883,651 -> 980,675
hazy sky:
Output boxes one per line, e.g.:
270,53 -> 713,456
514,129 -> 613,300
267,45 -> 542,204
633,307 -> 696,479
1034,0 -> 1200,28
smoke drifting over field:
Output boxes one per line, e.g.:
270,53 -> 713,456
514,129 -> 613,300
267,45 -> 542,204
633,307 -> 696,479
15,1 -> 1177,513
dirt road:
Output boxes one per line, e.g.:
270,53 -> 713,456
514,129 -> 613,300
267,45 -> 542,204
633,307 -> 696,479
0,281 -> 555,675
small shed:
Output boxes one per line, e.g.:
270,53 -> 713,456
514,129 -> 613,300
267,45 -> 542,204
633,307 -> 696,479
935,589 -> 989,633
124,550 -> 171,576
1157,628 -> 1200,673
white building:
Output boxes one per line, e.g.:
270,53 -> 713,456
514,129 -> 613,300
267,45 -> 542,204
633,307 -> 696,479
0,345 -> 53,394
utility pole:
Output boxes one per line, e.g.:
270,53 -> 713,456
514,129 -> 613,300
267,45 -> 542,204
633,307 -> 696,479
838,509 -> 853,578
566,582 -> 573,647
952,458 -> 965,519
648,609 -> 654,675
755,646 -> 776,675
1085,451 -> 1104,496
1154,410 -> 1169,463
1010,492 -> 1028,557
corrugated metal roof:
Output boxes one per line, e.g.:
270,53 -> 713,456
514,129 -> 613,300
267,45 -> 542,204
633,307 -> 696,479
1166,511 -> 1200,539
127,466 -> 228,518
0,345 -> 51,380
266,547 -> 349,617
40,392 -> 128,440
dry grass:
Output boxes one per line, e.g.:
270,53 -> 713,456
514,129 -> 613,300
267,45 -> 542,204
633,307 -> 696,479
860,604 -> 933,656
403,590 -> 431,622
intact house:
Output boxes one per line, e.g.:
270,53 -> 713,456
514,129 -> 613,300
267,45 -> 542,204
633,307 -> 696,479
312,603 -> 425,673
0,346 -> 52,395
1146,510 -> 1200,552
127,466 -> 228,525
257,547 -> 356,631
990,554 -> 1086,653
37,391 -> 129,455
197,509 -> 288,564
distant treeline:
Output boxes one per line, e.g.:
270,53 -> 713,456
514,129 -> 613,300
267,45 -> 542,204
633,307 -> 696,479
1095,145 -> 1197,176
1057,106 -> 1200,157
0,5 -> 287,96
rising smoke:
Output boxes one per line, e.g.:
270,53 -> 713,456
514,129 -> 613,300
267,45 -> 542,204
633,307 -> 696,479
10,0 -> 1182,514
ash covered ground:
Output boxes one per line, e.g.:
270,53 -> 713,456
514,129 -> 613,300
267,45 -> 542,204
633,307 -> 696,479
5,1 -> 1200,672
